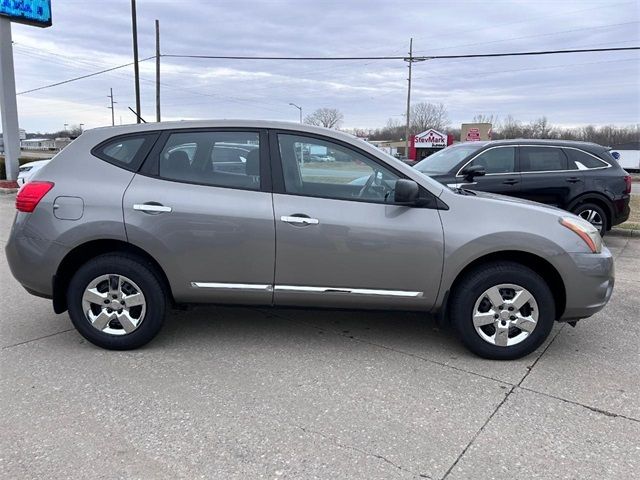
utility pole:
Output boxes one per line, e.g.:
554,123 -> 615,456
108,88 -> 116,126
404,38 -> 413,158
131,0 -> 141,123
404,38 -> 427,158
155,19 -> 161,122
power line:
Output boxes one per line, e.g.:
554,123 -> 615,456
163,46 -> 639,61
16,56 -> 155,95
13,46 -> 638,98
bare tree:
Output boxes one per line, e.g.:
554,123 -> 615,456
304,108 -> 344,129
499,115 -> 522,139
472,114 -> 499,126
530,116 -> 554,139
410,102 -> 449,133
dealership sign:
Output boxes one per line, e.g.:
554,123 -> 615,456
0,0 -> 51,28
413,129 -> 447,148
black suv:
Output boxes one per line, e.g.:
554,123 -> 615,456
414,139 -> 631,234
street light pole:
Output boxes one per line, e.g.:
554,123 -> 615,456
289,103 -> 302,123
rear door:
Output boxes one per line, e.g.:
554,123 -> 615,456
270,131 -> 444,310
518,146 -> 583,207
457,146 -> 521,195
123,128 -> 275,304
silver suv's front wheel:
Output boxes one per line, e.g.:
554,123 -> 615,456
450,262 -> 555,360
68,254 -> 166,350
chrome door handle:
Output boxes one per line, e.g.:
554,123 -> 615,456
133,203 -> 172,213
281,215 -> 319,225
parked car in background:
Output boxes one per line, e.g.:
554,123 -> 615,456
414,140 -> 631,235
17,159 -> 51,187
6,121 -> 614,360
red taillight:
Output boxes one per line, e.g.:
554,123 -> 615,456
16,181 -> 54,213
624,175 -> 632,195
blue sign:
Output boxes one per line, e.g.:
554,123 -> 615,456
0,1 -> 52,28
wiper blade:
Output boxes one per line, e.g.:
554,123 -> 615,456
450,187 -> 477,196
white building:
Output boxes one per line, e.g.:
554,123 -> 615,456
610,142 -> 640,172
21,138 -> 56,150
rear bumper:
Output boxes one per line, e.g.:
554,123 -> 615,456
559,246 -> 614,321
5,223 -> 69,299
611,196 -> 630,227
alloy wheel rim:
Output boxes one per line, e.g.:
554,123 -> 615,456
578,209 -> 603,230
82,274 -> 146,336
472,283 -> 538,347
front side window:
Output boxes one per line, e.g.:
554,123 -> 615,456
278,134 -> 400,203
415,143 -> 484,174
158,131 -> 260,189
520,147 -> 568,172
565,149 -> 608,169
466,147 -> 516,174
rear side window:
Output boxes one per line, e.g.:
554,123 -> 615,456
158,131 -> 261,190
93,134 -> 157,171
520,147 -> 568,172
564,149 -> 609,170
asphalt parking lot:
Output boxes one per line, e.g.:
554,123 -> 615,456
1,193 -> 638,480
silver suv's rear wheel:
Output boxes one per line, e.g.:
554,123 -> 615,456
450,262 -> 555,360
68,254 -> 166,350
82,274 -> 147,336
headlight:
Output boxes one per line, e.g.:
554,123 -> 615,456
560,216 -> 602,253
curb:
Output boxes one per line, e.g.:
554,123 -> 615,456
609,228 -> 640,238
0,188 -> 18,195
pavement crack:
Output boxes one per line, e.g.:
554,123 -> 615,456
1,328 -> 74,349
260,309 -> 513,387
518,386 -> 640,424
441,324 -> 566,480
517,324 -> 566,388
295,424 -> 421,477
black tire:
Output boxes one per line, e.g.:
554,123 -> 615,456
450,261 -> 555,360
67,253 -> 166,350
571,202 -> 608,236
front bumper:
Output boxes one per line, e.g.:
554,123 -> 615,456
559,246 -> 614,321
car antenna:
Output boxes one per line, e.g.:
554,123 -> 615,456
128,106 -> 147,123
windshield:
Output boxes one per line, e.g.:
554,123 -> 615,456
415,143 -> 485,174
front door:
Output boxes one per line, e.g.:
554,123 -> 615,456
123,129 -> 275,304
270,132 -> 444,310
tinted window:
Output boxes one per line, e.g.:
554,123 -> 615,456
415,143 -> 485,174
95,135 -> 152,169
565,148 -> 608,169
278,134 -> 400,203
520,147 -> 568,172
467,147 -> 516,174
159,131 -> 260,190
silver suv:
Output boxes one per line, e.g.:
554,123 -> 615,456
5,121 -> 614,359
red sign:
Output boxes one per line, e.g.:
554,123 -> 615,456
413,129 -> 447,148
466,128 -> 481,141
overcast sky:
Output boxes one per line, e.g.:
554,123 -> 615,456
6,0 -> 640,133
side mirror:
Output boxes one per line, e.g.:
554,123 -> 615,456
394,179 -> 420,205
461,165 -> 486,182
